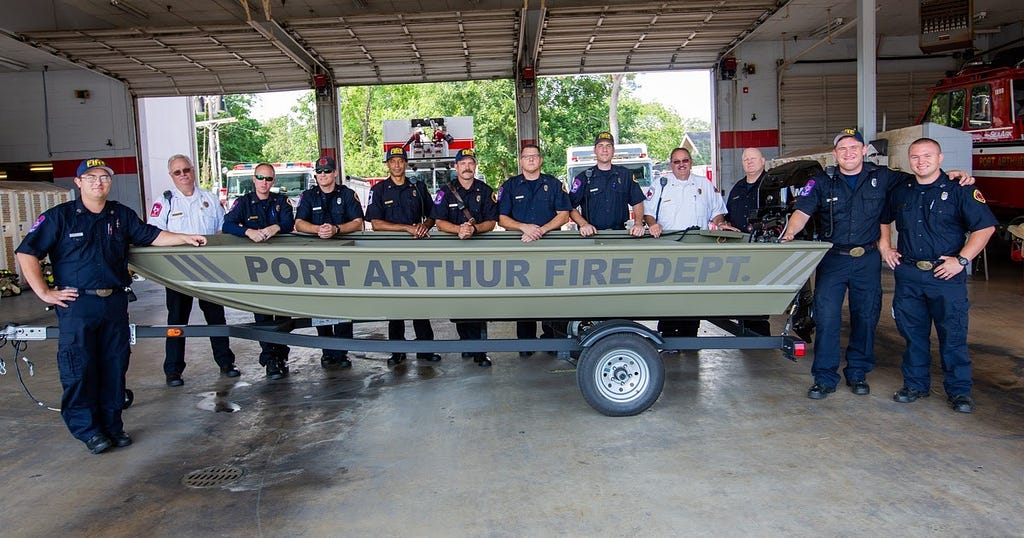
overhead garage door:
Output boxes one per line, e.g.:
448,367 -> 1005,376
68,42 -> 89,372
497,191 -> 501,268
779,71 -> 947,154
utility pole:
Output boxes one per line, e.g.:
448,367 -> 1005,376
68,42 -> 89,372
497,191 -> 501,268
195,95 -> 236,194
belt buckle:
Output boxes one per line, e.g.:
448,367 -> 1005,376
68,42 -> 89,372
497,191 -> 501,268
915,260 -> 934,271
95,288 -> 113,297
848,246 -> 865,257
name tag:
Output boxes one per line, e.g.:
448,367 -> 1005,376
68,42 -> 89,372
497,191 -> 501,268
590,188 -> 599,193
384,200 -> 394,205
248,215 -> 259,220
312,206 -> 322,211
448,203 -> 458,208
170,211 -> 183,217
69,232 -> 84,238
515,195 -> 525,200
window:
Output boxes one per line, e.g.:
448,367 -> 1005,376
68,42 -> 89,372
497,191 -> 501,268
923,89 -> 966,128
968,85 -> 992,128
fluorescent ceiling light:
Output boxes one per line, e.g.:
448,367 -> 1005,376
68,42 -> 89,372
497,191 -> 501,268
110,0 -> 149,19
809,17 -> 845,38
30,164 -> 54,172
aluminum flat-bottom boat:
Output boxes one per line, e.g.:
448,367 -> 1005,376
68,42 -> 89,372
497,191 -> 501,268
128,230 -> 829,320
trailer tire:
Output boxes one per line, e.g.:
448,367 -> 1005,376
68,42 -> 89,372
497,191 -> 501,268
576,333 -> 664,416
123,389 -> 134,410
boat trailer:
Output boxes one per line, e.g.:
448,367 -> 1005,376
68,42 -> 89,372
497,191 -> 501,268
1,317 -> 805,417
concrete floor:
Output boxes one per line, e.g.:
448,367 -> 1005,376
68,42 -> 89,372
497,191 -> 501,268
1,252 -> 1023,536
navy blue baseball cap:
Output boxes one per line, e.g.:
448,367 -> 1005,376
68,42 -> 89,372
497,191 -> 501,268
77,157 -> 115,177
833,128 -> 864,147
454,148 -> 477,163
594,131 -> 615,145
384,146 -> 408,162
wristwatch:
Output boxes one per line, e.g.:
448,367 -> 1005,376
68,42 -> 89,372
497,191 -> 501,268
956,255 -> 969,266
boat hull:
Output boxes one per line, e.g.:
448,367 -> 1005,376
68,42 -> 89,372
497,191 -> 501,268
128,231 -> 829,320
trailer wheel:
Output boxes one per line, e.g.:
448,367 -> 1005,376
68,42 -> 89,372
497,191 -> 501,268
123,389 -> 134,410
576,333 -> 664,416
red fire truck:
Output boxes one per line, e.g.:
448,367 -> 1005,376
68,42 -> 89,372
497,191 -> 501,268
918,63 -> 1024,218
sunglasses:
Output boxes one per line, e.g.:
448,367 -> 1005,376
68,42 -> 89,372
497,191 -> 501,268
672,159 -> 691,165
254,174 -> 275,181
315,168 -> 334,174
171,167 -> 192,176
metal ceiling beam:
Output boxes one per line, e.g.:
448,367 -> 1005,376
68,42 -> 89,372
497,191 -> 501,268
247,19 -> 330,76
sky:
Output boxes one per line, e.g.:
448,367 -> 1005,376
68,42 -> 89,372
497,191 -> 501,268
250,70 -> 713,122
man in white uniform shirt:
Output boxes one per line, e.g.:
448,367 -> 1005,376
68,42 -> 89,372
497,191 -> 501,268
642,147 -> 736,338
149,154 -> 238,386
642,147 -> 732,235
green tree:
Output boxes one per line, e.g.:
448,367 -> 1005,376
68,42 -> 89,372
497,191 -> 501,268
195,94 -> 266,186
262,92 -> 317,162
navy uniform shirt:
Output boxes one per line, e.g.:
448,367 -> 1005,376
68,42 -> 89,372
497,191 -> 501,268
793,163 -> 909,246
569,164 -> 646,230
497,173 -> 571,226
16,199 -> 161,289
296,184 -> 364,226
882,171 -> 998,260
364,177 -> 432,225
726,172 -> 766,232
430,179 -> 498,224
222,192 -> 295,236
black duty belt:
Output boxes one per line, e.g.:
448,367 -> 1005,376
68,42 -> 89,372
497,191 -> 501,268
830,243 -> 877,258
58,286 -> 127,297
903,258 -> 944,271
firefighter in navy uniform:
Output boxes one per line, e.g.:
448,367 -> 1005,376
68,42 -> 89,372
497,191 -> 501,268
569,131 -> 647,238
150,153 -> 237,387
431,148 -> 498,366
497,144 -> 571,351
365,146 -> 442,366
294,155 -> 365,369
15,158 -> 207,454
782,129 -> 974,400
222,162 -> 296,380
879,138 -> 996,414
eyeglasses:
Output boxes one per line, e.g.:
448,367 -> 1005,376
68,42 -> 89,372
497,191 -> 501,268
520,154 -> 541,160
171,167 -> 192,176
671,159 -> 691,165
80,174 -> 112,184
315,168 -> 334,174
254,174 -> 275,181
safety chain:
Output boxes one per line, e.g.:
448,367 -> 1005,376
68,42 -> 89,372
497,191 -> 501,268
0,334 -> 59,411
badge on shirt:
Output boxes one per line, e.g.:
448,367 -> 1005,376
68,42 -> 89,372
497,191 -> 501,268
150,202 -> 163,217
697,188 -> 702,195
941,191 -> 949,201
544,184 -> 549,192
433,191 -> 445,206
202,201 -> 209,208
336,198 -> 342,205
29,215 -> 45,232
870,177 -> 877,188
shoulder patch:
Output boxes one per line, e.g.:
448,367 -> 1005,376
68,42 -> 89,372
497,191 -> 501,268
561,182 -> 568,193
571,177 -> 582,193
496,186 -> 504,200
433,190 -> 445,206
798,179 -> 816,196
973,189 -> 986,204
28,214 -> 45,233
353,192 -> 360,204
491,192 -> 498,203
367,190 -> 374,205
150,202 -> 163,217
646,188 -> 653,199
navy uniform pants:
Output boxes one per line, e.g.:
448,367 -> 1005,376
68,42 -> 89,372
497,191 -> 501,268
55,293 -> 130,442
254,313 -> 290,364
164,288 -> 235,377
811,249 -> 882,387
317,322 -> 353,358
389,319 -> 434,358
892,263 -> 972,396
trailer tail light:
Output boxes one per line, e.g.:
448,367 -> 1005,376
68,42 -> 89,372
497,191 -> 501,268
793,341 -> 806,357
166,328 -> 183,338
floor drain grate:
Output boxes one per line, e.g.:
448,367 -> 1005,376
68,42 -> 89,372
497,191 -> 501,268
182,465 -> 245,488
